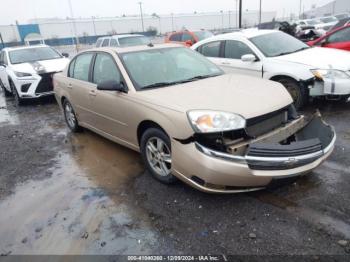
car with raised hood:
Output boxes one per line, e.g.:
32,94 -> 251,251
308,25 -> 350,52
0,45 -> 69,105
192,30 -> 350,108
53,44 -> 336,193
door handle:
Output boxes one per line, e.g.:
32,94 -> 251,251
67,83 -> 73,89
89,90 -> 97,97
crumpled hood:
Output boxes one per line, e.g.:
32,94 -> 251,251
275,47 -> 350,71
11,58 -> 69,74
135,74 -> 293,120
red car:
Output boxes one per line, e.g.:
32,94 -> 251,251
308,25 -> 350,51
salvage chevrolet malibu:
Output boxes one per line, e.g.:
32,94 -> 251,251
54,44 -> 336,193
0,45 -> 69,105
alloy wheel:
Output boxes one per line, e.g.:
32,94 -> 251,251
145,137 -> 172,177
64,102 -> 76,129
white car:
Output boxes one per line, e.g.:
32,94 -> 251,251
95,34 -> 150,48
191,30 -> 350,108
317,16 -> 339,31
0,45 -> 69,105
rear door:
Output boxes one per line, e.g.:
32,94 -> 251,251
216,40 -> 262,77
66,52 -> 96,126
324,27 -> 350,51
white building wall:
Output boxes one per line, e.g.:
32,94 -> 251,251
0,11 -> 276,43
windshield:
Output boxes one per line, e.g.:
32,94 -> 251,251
320,17 -> 337,23
250,32 -> 309,57
193,31 -> 214,41
120,47 -> 223,90
118,36 -> 150,47
9,47 -> 62,64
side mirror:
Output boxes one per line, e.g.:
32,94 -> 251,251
62,52 -> 69,58
241,54 -> 257,62
185,40 -> 193,46
97,80 -> 127,93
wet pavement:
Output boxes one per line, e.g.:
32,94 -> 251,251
0,90 -> 350,255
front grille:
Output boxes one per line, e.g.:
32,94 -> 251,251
35,73 -> 54,94
245,106 -> 289,138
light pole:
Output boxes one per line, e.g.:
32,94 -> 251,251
171,13 -> 174,31
138,2 -> 145,32
228,10 -> 231,28
220,10 -> 224,29
238,0 -> 242,29
92,16 -> 97,36
259,0 -> 262,25
299,0 -> 302,19
67,0 -> 79,52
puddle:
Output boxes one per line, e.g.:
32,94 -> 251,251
0,130 -> 158,255
0,93 -> 19,126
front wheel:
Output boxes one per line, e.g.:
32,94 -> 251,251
63,99 -> 82,132
276,78 -> 308,110
10,80 -> 23,106
0,80 -> 11,97
140,128 -> 177,184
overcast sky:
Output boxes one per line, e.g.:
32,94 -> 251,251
0,0 -> 332,24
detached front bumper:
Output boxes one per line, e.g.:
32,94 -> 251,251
310,78 -> 350,96
171,113 -> 335,193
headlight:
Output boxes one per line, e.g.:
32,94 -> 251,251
14,71 -> 32,77
311,69 -> 350,81
187,110 -> 246,133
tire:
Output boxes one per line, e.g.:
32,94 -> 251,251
0,79 -> 12,97
339,95 -> 350,103
10,80 -> 23,106
276,78 -> 308,110
140,128 -> 177,184
63,99 -> 82,132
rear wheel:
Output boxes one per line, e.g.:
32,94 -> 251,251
10,80 -> 23,106
140,128 -> 177,184
63,99 -> 82,132
276,78 -> 308,110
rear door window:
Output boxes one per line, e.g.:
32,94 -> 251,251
199,41 -> 222,58
72,53 -> 94,82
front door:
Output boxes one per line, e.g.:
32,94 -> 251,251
216,40 -> 263,77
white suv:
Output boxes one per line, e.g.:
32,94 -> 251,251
192,30 -> 350,108
0,45 -> 69,105
95,34 -> 150,48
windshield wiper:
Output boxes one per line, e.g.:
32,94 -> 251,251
141,74 -> 221,90
274,47 -> 310,57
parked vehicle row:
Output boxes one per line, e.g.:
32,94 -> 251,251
53,44 -> 336,193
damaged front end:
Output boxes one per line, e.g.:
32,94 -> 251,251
190,105 -> 335,172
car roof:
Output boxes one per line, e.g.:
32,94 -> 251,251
2,44 -> 50,52
204,29 -> 277,41
83,43 -> 183,54
97,34 -> 145,40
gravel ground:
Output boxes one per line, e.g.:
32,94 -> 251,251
0,90 -> 350,257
